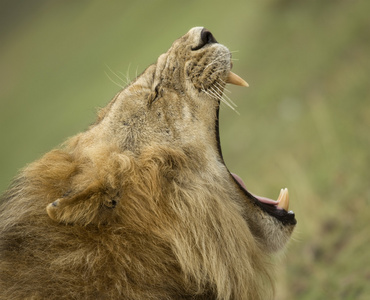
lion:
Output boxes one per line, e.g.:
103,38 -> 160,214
0,27 -> 296,300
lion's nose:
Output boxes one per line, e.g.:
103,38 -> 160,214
200,28 -> 217,45
192,28 -> 218,51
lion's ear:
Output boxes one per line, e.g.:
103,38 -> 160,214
46,199 -> 60,221
46,185 -> 119,225
46,196 -> 83,224
45,184 -> 96,224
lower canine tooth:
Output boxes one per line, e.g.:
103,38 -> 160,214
277,188 -> 284,201
277,188 -> 289,211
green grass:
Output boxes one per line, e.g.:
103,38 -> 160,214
1,0 -> 369,298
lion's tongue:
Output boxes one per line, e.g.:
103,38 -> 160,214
231,173 -> 290,210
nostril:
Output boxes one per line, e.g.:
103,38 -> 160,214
191,28 -> 218,51
201,29 -> 217,45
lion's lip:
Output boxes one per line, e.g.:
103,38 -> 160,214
231,173 -> 279,206
230,172 -> 296,224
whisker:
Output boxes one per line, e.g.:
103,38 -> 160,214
104,71 -> 125,89
210,87 -> 236,111
213,83 -> 237,108
202,84 -> 221,102
210,84 -> 224,99
204,52 -> 232,71
208,86 -> 222,100
229,50 -> 240,61
209,86 -> 239,114
117,72 -> 131,86
215,81 -> 231,94
202,85 -> 239,114
126,63 -> 131,82
219,78 -> 226,85
201,86 -> 218,101
105,64 -> 127,85
116,64 -> 133,86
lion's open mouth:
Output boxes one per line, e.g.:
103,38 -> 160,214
221,71 -> 296,225
231,173 -> 288,209
231,172 -> 296,225
230,170 -> 296,225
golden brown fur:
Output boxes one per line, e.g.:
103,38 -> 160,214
0,27 -> 295,299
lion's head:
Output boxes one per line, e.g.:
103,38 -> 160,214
1,27 -> 296,300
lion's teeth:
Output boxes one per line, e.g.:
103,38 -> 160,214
226,71 -> 249,87
277,188 -> 289,211
277,189 -> 284,201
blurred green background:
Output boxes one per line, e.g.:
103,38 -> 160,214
1,0 -> 369,299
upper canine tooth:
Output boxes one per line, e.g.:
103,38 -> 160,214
277,188 -> 289,211
226,71 -> 249,87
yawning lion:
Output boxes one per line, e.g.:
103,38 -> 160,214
0,27 -> 296,300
